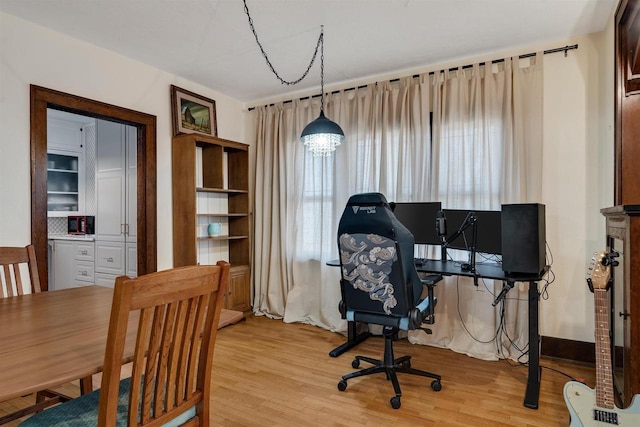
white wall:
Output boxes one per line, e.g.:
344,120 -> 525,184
0,12 -> 249,270
1,10 -> 616,344
541,29 -> 615,342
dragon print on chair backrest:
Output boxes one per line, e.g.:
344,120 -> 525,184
339,232 -> 399,315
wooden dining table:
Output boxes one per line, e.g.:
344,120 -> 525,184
0,285 -> 139,403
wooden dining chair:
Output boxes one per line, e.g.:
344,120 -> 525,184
0,245 -> 41,297
20,261 -> 230,427
0,245 -> 82,424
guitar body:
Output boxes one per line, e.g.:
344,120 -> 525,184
564,381 -> 640,426
564,252 -> 640,426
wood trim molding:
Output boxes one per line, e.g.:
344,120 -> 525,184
541,336 -> 623,368
615,0 -> 640,204
30,85 -> 157,289
541,336 -> 595,364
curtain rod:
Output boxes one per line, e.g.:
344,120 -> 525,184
248,44 -> 577,111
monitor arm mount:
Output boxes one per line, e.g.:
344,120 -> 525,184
440,211 -> 478,280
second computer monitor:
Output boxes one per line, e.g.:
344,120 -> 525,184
443,209 -> 502,255
391,202 -> 442,245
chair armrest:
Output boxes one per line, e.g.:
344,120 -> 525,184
419,274 -> 441,326
420,274 -> 442,287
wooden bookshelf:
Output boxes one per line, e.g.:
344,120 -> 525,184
172,134 -> 250,312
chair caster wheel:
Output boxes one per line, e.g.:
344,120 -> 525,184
338,380 -> 347,391
352,359 -> 360,369
400,360 -> 411,368
431,380 -> 442,391
390,396 -> 401,409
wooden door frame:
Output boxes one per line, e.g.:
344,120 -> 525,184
615,0 -> 640,204
30,85 -> 157,290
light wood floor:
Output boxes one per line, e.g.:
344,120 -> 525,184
1,315 -> 595,426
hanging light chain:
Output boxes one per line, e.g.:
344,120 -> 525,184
243,0 -> 323,86
243,0 -> 342,156
320,25 -> 325,111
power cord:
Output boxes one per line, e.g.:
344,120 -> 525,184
451,241 -> 557,362
540,241 -> 556,300
455,277 -> 501,344
498,357 -> 585,384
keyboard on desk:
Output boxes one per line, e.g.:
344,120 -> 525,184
414,258 -> 428,266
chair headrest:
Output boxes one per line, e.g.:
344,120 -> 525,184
338,193 -> 395,238
345,192 -> 389,208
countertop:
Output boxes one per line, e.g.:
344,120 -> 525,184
48,234 -> 95,242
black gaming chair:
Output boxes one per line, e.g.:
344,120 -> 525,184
336,192 -> 443,409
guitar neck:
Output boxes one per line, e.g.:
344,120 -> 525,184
594,288 -> 615,409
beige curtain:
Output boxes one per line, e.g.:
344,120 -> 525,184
252,53 -> 543,361
410,54 -> 543,360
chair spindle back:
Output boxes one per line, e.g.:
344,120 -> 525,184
0,245 -> 41,298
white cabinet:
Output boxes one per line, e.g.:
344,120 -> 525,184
95,274 -> 115,288
95,241 -> 124,275
47,150 -> 84,215
126,243 -> 137,277
48,113 -> 84,151
49,239 -> 95,290
51,240 -> 74,290
95,120 -> 137,281
47,115 -> 87,217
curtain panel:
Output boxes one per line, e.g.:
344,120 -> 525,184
252,53 -> 543,361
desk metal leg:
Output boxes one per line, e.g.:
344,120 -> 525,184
329,320 -> 371,357
524,280 -> 541,409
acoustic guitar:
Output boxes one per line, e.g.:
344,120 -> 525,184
563,251 -> 640,426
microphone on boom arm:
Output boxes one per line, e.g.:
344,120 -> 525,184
438,210 -> 478,283
442,211 -> 476,249
492,281 -> 515,306
456,211 -> 477,273
458,211 -> 477,233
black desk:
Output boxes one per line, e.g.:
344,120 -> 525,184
328,258 -> 546,410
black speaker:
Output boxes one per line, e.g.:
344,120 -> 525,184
501,203 -> 546,275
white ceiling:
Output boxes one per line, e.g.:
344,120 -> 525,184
0,0 -> 617,104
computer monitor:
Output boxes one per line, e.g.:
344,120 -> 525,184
442,209 -> 502,255
390,202 -> 442,245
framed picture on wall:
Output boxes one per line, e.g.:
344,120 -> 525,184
170,85 -> 217,137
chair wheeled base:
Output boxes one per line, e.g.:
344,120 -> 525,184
337,325 -> 442,409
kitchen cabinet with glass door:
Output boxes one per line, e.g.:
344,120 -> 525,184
47,150 -> 84,215
47,114 -> 86,216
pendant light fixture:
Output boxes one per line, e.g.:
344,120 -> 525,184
243,1 -> 344,156
299,27 -> 345,157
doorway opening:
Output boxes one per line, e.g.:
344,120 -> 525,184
30,85 -> 157,290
